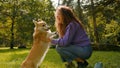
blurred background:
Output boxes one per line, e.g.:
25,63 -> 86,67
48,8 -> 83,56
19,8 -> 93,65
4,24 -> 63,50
0,0 -> 120,50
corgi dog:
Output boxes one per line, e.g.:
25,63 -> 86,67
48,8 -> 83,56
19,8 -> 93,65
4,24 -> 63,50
21,19 -> 55,68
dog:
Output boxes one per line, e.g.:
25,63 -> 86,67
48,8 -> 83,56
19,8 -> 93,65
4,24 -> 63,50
21,19 -> 56,68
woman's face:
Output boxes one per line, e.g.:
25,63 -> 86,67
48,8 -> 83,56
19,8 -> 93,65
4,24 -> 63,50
55,10 -> 62,23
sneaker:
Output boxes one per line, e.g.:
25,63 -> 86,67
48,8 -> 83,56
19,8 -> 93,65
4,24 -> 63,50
77,60 -> 88,68
65,62 -> 76,68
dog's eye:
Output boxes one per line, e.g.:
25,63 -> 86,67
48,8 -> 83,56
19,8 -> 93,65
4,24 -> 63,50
42,25 -> 45,26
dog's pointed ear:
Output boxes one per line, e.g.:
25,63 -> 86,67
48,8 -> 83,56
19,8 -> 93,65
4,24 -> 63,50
33,20 -> 37,25
38,19 -> 42,22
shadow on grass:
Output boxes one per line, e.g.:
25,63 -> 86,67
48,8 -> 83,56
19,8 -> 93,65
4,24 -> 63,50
91,44 -> 120,51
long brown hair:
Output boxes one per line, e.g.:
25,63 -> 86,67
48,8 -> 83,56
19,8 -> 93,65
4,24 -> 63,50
55,6 -> 84,38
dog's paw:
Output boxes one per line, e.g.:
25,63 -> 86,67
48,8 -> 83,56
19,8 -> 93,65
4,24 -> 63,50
50,34 -> 57,39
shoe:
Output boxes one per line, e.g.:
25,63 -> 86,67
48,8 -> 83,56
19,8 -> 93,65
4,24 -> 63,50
77,60 -> 88,68
65,62 -> 76,68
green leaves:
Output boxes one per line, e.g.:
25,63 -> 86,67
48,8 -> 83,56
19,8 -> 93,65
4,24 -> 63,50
0,0 -> 54,48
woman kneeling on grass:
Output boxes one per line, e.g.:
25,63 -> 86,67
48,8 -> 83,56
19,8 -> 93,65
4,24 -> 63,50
50,6 -> 92,68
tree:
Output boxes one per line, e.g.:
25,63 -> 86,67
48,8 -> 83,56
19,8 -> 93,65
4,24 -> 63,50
90,0 -> 99,46
0,0 -> 54,49
83,0 -> 120,46
0,0 -> 19,49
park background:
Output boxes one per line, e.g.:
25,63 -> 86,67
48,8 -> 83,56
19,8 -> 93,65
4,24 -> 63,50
0,0 -> 120,68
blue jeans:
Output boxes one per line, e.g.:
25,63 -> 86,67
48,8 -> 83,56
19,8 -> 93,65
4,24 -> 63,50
56,45 -> 92,62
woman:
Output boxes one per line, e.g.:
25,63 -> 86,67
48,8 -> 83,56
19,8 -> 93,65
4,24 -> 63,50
50,6 -> 92,68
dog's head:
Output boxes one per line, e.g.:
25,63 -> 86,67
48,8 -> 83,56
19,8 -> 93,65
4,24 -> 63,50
33,19 -> 50,31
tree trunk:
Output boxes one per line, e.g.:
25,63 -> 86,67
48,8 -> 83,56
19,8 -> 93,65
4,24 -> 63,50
62,0 -> 72,6
90,0 -> 99,47
10,18 -> 15,49
77,0 -> 84,23
57,0 -> 60,7
62,0 -> 66,5
10,0 -> 17,49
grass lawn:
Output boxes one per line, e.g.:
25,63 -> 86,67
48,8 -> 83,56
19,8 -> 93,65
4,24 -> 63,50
0,47 -> 120,68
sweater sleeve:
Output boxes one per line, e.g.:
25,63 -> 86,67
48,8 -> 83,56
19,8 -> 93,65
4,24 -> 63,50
51,22 -> 77,46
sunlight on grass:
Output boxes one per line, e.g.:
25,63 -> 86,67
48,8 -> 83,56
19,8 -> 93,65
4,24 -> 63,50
0,47 -> 120,68
0,47 -> 29,68
88,51 -> 120,68
40,49 -> 65,68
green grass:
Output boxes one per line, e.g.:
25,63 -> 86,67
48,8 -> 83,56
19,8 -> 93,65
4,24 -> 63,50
0,47 -> 120,68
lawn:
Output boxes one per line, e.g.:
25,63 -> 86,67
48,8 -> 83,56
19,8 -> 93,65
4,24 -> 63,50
0,47 -> 120,68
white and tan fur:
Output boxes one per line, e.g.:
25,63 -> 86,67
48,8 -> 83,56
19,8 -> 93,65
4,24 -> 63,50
21,19 -> 55,68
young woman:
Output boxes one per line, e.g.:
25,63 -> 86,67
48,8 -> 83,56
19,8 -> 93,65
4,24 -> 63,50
50,6 -> 92,68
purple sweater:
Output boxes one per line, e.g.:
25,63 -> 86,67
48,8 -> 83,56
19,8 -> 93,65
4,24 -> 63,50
51,21 -> 90,47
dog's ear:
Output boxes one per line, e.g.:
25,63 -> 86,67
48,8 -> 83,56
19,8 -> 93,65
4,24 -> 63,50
38,19 -> 42,22
33,20 -> 37,25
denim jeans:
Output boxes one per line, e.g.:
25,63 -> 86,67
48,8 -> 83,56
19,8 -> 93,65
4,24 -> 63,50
56,45 -> 92,62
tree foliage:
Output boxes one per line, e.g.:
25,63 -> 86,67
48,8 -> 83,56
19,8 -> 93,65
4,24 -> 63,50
83,0 -> 120,46
0,0 -> 120,49
0,0 -> 54,49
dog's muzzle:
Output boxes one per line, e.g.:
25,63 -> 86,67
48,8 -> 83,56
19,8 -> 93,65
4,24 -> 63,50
45,25 -> 51,31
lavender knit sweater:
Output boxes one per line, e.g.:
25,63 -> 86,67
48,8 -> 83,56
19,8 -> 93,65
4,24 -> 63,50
51,21 -> 90,47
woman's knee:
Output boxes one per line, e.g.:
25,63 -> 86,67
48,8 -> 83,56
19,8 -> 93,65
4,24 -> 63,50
56,46 -> 63,53
56,46 -> 68,55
